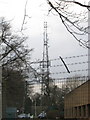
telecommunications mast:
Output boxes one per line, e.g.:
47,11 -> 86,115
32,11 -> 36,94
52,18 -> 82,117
41,22 -> 50,97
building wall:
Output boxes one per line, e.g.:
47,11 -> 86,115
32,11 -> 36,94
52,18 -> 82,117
64,80 -> 90,119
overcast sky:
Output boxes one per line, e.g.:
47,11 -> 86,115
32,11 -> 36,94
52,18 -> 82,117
0,0 -> 90,79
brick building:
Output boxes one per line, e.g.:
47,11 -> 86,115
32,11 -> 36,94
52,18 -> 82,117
64,80 -> 90,120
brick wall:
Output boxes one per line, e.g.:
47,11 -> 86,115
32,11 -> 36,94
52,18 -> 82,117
64,80 -> 90,119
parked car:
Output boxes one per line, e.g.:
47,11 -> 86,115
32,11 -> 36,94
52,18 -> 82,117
38,111 -> 47,119
18,113 -> 26,118
18,113 -> 32,118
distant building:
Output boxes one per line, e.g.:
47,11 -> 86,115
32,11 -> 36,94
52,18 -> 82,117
64,80 -> 90,119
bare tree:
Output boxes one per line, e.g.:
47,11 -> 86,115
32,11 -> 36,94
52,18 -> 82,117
0,17 -> 33,116
0,17 -> 32,70
47,0 -> 90,48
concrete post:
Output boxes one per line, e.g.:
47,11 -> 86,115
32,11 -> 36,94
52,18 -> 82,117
0,67 -> 2,120
0,44 -> 2,120
88,1 -> 90,79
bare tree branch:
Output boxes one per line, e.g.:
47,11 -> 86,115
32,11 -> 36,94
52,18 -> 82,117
0,18 -> 33,70
47,0 -> 90,48
61,0 -> 90,9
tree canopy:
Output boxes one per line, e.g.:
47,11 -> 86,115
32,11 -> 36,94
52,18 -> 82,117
0,17 -> 33,114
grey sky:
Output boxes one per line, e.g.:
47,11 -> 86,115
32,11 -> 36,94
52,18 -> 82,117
0,0 -> 89,79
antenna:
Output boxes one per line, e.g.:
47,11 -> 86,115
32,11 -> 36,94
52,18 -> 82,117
41,22 -> 50,97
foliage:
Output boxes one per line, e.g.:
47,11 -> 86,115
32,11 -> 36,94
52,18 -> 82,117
32,75 -> 84,118
2,68 -> 26,110
0,17 -> 33,113
24,97 -> 32,114
63,75 -> 86,91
